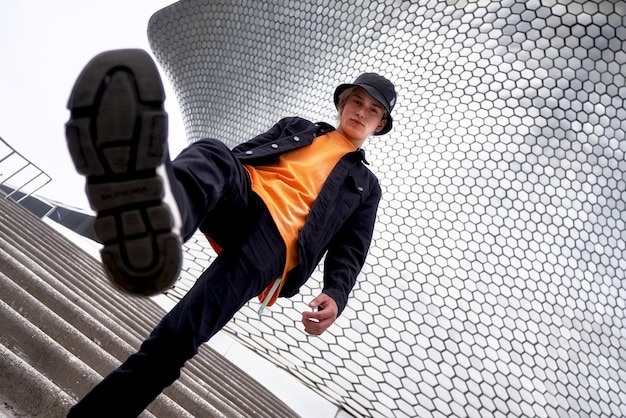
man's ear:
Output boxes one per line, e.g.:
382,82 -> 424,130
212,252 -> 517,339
375,118 -> 388,133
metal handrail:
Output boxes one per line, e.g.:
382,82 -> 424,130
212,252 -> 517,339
0,136 -> 52,203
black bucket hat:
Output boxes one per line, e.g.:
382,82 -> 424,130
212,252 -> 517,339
334,73 -> 397,135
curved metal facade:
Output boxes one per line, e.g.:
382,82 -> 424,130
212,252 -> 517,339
148,1 -> 626,417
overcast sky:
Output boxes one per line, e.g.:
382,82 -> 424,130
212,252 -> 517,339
0,0 -> 186,210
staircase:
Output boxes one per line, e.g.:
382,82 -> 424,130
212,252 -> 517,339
0,192 -> 300,418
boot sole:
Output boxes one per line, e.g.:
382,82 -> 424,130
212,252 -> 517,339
65,49 -> 181,296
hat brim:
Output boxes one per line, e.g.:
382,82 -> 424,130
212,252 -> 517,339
334,83 -> 393,136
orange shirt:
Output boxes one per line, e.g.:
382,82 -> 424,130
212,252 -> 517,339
244,131 -> 356,307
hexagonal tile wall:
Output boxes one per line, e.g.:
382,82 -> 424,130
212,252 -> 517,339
148,1 -> 626,417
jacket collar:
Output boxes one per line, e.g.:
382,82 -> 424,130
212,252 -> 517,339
314,121 -> 336,136
355,148 -> 369,165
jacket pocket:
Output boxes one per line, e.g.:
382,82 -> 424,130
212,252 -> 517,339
347,175 -> 367,205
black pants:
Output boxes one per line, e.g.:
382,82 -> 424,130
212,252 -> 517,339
68,139 -> 286,417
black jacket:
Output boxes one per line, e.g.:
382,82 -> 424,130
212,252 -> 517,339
232,117 -> 382,315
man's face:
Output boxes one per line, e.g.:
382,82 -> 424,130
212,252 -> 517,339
337,87 -> 388,144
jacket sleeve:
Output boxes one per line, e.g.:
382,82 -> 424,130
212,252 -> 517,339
322,179 -> 382,316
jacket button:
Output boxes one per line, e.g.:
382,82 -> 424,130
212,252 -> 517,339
357,187 -> 364,192
293,136 -> 300,141
246,150 -> 253,155
271,143 -> 279,148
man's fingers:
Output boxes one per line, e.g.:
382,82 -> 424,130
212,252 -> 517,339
303,293 -> 339,335
302,311 -> 333,335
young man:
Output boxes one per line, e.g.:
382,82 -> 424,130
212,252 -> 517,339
65,49 -> 396,417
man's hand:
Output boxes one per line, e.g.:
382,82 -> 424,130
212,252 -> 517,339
302,293 -> 338,335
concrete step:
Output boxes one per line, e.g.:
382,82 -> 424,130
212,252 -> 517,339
0,343 -> 77,418
0,272 -> 189,418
